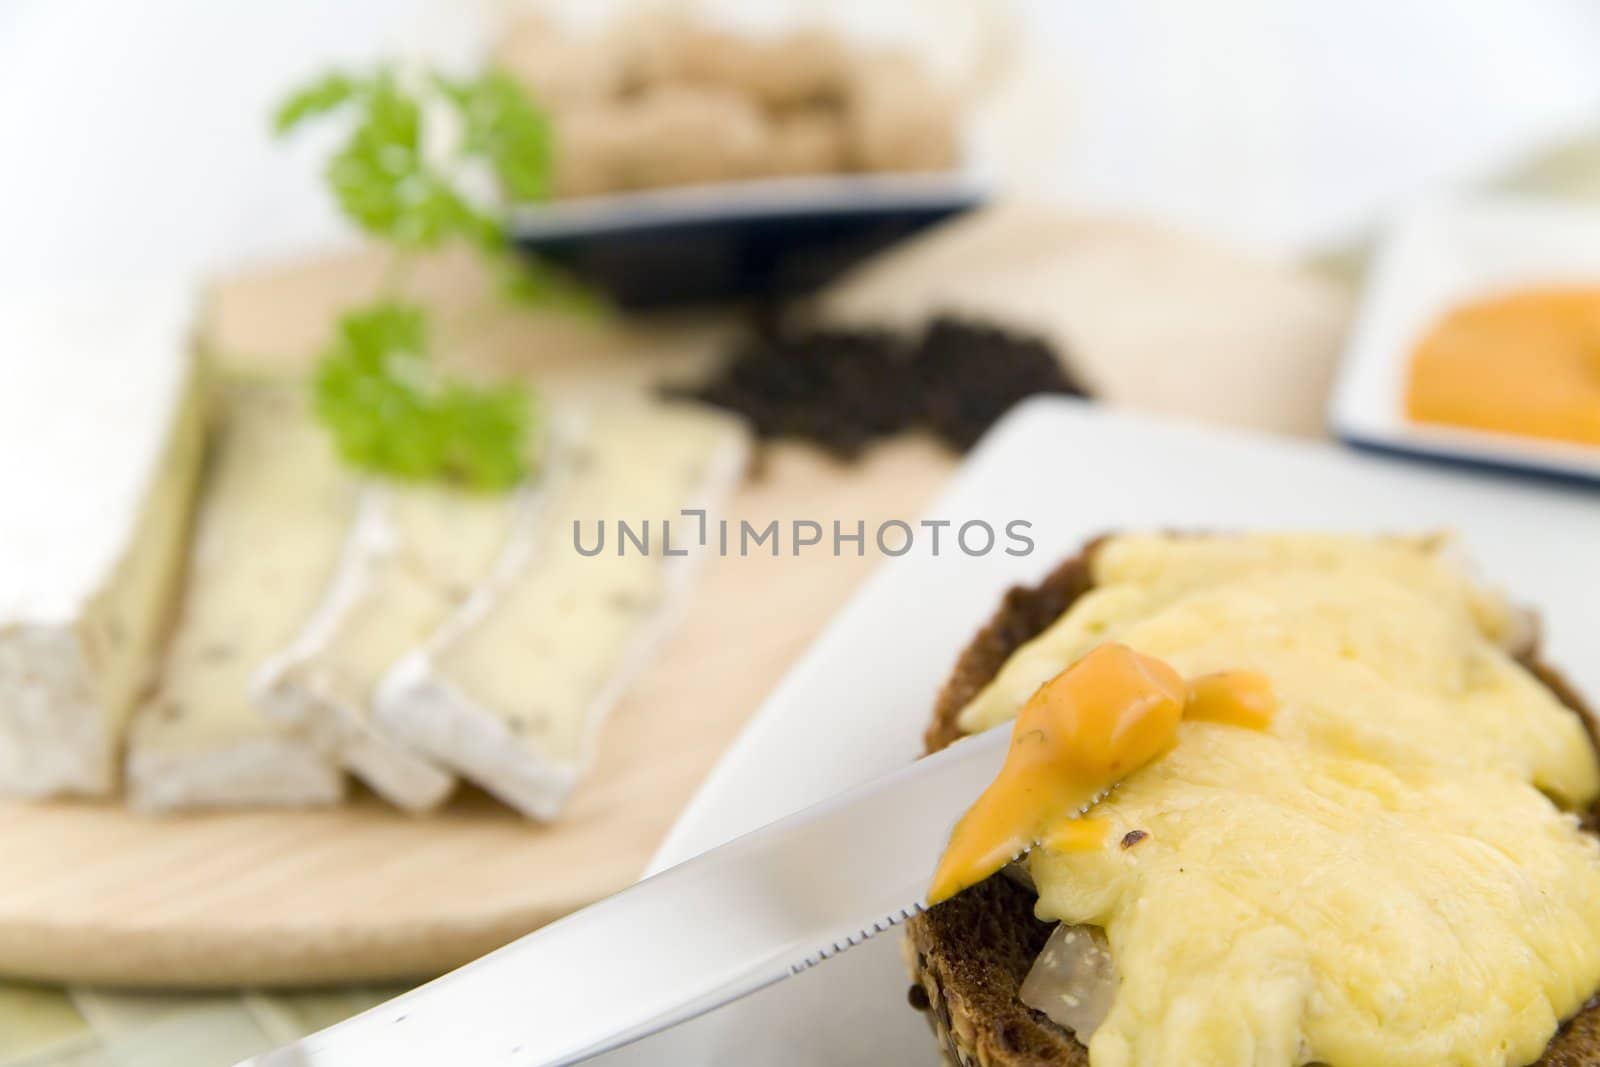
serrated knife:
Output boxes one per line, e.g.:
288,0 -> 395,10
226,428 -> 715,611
238,723 -> 1011,1067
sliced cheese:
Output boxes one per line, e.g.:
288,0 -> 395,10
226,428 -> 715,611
0,285 -> 205,798
253,479 -> 532,812
376,401 -> 748,819
125,382 -> 354,811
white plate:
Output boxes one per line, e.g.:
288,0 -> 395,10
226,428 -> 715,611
599,397 -> 1600,1066
1330,195 -> 1600,486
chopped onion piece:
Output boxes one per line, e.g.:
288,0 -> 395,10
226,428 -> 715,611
1019,923 -> 1117,1041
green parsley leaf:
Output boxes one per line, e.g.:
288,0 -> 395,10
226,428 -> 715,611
431,379 -> 534,490
273,72 -> 357,135
436,70 -> 555,204
274,64 -> 586,268
312,301 -> 533,490
328,71 -> 496,249
275,68 -> 495,250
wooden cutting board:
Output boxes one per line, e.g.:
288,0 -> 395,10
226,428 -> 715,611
0,211 -> 1351,988
0,433 -> 955,988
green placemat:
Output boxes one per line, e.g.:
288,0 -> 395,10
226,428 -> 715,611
0,988 -> 396,1067
5,132 -> 1598,1067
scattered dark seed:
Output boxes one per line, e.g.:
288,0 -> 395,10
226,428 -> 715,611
671,314 -> 1084,458
1121,829 -> 1149,849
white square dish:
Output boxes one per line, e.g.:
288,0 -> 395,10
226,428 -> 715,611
599,397 -> 1600,1066
1330,194 -> 1600,485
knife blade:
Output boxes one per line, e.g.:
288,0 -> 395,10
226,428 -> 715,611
238,722 -> 1012,1067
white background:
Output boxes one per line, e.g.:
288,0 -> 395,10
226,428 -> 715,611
1,0 -> 1599,288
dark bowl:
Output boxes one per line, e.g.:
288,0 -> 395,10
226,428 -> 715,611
507,173 -> 985,310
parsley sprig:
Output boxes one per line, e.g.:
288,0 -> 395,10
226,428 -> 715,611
312,303 -> 530,490
275,65 -> 585,489
275,67 -> 542,251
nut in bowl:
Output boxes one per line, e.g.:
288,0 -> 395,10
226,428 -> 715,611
495,12 -> 986,307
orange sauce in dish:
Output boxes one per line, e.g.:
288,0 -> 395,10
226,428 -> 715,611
1405,287 -> 1600,447
927,644 -> 1276,906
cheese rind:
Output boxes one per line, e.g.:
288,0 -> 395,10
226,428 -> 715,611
253,480 -> 531,812
125,383 -> 351,811
0,285 -> 205,797
376,402 -> 748,819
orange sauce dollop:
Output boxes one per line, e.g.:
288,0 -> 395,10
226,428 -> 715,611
1406,287 -> 1600,447
927,644 -> 1276,906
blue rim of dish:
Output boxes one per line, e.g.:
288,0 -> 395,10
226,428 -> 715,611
1336,430 -> 1600,492
507,172 -> 989,241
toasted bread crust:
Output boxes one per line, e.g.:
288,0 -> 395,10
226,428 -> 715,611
922,547 -> 1099,756
905,541 -> 1600,1066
